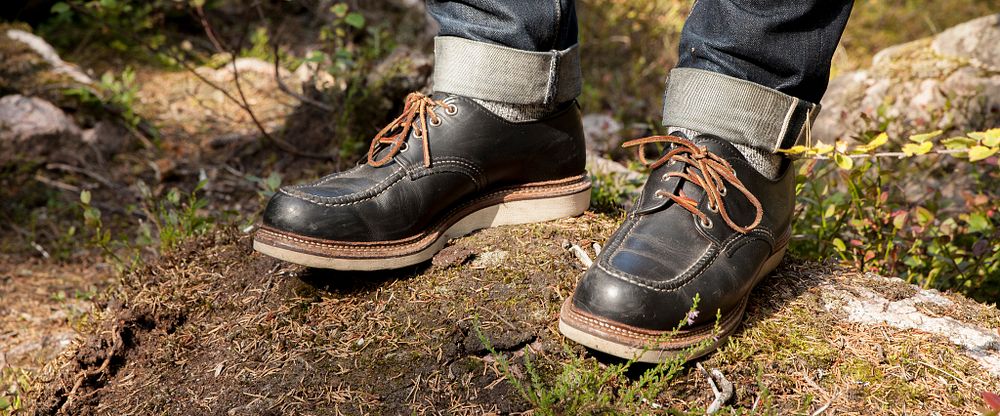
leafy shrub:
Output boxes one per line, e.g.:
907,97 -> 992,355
787,129 -> 999,302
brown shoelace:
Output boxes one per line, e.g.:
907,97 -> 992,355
622,135 -> 763,234
368,92 -> 455,168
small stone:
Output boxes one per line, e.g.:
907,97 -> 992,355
470,250 -> 510,269
431,245 -> 475,268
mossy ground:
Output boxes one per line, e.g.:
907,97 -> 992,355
18,218 -> 999,415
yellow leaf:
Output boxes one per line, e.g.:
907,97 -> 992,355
812,141 -> 835,155
968,145 -> 998,162
983,128 -> 1000,147
778,145 -> 809,155
902,141 -> 933,156
855,132 -> 889,152
908,130 -> 942,143
833,152 -> 854,170
941,136 -> 977,150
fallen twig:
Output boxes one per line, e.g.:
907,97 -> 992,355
697,362 -> 734,414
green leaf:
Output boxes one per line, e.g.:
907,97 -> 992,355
331,3 -> 348,17
344,12 -> 365,29
902,141 -> 933,156
832,238 -> 846,253
833,152 -> 854,170
968,145 -> 998,162
915,206 -> 934,225
823,204 -> 836,219
908,130 -> 942,143
966,212 -> 992,233
80,190 -> 92,205
51,2 -> 70,13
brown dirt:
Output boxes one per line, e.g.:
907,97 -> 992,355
29,215 -> 618,415
19,215 -> 999,415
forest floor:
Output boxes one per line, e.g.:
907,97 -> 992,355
3,3 -> 1000,415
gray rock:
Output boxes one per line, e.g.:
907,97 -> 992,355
0,94 -> 81,162
815,14 -> 1000,143
582,113 -> 623,154
932,14 -> 1000,70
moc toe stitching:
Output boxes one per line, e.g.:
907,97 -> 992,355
279,166 -> 405,206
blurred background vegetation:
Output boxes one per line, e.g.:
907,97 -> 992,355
1,0 -> 997,296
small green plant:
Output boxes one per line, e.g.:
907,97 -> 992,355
137,180 -> 213,251
589,169 -> 642,215
43,0 -> 173,53
0,366 -> 32,416
64,67 -> 142,129
477,296 -> 718,414
79,189 -> 127,267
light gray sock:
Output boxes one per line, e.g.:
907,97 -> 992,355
667,126 -> 783,180
472,98 -> 558,122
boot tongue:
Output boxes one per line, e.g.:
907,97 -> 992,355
633,134 -> 742,215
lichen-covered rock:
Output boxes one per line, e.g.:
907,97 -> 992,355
815,14 -> 1000,143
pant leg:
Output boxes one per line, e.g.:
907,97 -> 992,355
678,0 -> 853,104
426,0 -> 578,52
663,0 -> 853,152
426,0 -> 581,105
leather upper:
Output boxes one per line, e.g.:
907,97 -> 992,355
261,94 -> 586,242
571,135 -> 795,330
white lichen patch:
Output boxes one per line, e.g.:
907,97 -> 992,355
822,275 -> 1000,377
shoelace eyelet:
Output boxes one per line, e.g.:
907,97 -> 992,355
701,218 -> 713,228
719,187 -> 727,196
654,191 -> 666,199
445,104 -> 458,115
399,142 -> 409,153
707,202 -> 719,213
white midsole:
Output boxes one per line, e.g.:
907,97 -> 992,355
253,188 -> 591,271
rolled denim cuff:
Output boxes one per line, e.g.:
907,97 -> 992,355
432,36 -> 582,105
662,68 -> 821,153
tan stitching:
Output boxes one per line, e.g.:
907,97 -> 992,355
259,176 -> 590,254
563,299 -> 744,344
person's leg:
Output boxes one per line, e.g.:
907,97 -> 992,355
254,1 -> 590,270
560,0 -> 853,362
666,0 -> 853,179
426,0 -> 580,121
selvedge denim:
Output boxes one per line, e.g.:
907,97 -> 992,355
425,0 -> 853,151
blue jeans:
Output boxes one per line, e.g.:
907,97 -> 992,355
427,0 -> 853,151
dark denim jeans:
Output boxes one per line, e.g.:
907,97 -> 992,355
426,0 -> 852,103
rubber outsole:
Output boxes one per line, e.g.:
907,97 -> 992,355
558,244 -> 787,363
253,177 -> 591,270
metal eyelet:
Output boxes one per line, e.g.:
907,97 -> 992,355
719,187 -> 727,196
654,191 -> 666,199
445,104 -> 458,115
661,173 -> 670,181
429,117 -> 442,127
707,202 -> 719,213
700,217 -> 713,229
412,129 -> 422,139
399,142 -> 409,153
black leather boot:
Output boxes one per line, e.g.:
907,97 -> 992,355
254,92 -> 590,270
559,134 -> 793,362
